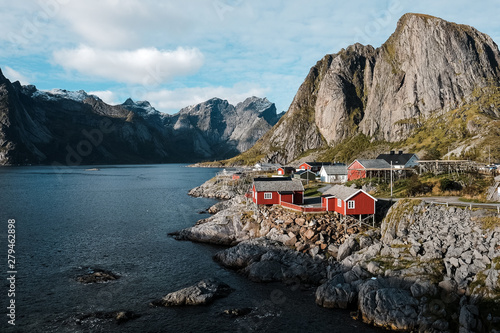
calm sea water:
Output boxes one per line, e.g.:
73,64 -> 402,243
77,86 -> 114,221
0,164 -> 381,332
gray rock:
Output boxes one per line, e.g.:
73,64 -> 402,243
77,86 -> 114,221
343,265 -> 370,284
316,279 -> 357,309
438,279 -> 458,293
214,238 -> 327,284
150,279 -> 232,306
459,305 -> 479,331
411,280 -> 437,298
358,279 -> 419,331
337,235 -> 360,261
327,244 -> 339,258
449,257 -> 460,268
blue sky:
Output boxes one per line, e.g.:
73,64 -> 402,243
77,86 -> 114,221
0,0 -> 498,114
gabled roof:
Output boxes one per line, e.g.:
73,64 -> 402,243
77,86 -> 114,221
253,178 -> 304,192
323,185 -> 377,201
349,159 -> 391,169
376,153 -> 418,166
321,165 -> 348,175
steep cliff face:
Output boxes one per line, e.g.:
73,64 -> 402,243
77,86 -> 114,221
362,13 -> 500,141
0,71 -> 280,165
236,13 -> 500,165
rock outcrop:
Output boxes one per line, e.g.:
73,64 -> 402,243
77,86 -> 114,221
150,278 -> 232,307
214,238 -> 328,284
76,268 -> 120,284
315,199 -> 500,332
235,13 -> 500,164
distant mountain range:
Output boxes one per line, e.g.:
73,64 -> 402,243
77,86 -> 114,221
0,72 -> 282,165
227,13 -> 500,166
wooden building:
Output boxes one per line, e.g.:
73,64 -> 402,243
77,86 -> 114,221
319,165 -> 348,183
252,177 -> 304,205
347,159 -> 391,181
321,185 -> 377,216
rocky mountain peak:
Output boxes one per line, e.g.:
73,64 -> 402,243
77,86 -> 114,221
0,69 -> 280,164
233,13 -> 500,165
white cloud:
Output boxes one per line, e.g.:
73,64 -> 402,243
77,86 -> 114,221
88,90 -> 119,105
53,45 -> 204,84
3,66 -> 30,85
138,84 -> 270,114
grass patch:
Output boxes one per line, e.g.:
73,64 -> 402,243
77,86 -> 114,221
478,216 -> 500,230
304,183 -> 323,197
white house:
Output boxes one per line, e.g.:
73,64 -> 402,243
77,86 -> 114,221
320,165 -> 348,183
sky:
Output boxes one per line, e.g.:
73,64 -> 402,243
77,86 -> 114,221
0,0 -> 498,114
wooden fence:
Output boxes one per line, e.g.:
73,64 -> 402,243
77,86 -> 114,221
279,201 -> 326,213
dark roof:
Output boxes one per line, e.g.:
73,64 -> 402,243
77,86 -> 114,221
302,162 -> 332,167
376,153 -> 418,166
323,185 -> 377,201
278,166 -> 295,171
295,170 -> 315,175
351,159 -> 391,169
253,178 -> 304,192
321,165 -> 348,175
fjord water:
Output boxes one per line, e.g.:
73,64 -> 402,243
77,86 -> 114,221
1,164 -> 379,332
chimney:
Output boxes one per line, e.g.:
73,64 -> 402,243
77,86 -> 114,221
398,150 -> 403,155
390,151 -> 395,155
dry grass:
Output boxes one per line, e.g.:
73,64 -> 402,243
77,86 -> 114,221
479,216 -> 500,230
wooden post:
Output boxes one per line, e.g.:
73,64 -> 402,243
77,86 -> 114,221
359,214 -> 361,227
372,214 -> 375,227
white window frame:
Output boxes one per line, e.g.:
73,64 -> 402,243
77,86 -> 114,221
337,199 -> 342,207
264,192 -> 273,200
348,200 -> 355,209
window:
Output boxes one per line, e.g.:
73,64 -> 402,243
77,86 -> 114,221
337,199 -> 342,207
264,192 -> 273,200
348,200 -> 355,209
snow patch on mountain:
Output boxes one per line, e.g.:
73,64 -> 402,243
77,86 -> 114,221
32,89 -> 101,102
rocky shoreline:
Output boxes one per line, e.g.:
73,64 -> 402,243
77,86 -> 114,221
175,177 -> 500,332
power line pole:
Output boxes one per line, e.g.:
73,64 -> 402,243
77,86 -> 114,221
489,145 -> 491,165
390,161 -> 393,198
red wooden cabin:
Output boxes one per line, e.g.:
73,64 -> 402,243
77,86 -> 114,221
347,159 -> 391,181
321,185 -> 377,216
252,178 -> 304,205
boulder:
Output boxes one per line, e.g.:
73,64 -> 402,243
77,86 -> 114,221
316,276 -> 357,309
76,268 -> 120,284
150,278 -> 232,306
337,235 -> 360,261
358,279 -> 419,331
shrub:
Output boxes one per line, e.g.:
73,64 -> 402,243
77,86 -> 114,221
439,178 -> 462,191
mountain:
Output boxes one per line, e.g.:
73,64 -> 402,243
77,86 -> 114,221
229,13 -> 500,165
0,73 -> 280,165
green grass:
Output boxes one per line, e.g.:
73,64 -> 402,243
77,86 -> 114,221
304,183 -> 323,197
